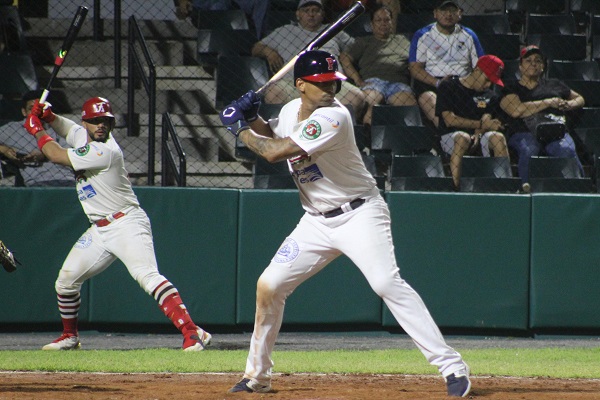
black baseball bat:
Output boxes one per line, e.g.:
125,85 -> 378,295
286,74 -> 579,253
255,1 -> 366,95
40,6 -> 89,103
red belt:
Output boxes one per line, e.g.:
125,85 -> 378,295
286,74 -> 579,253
95,211 -> 126,227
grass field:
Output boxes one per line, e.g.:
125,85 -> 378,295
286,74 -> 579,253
1,348 -> 599,379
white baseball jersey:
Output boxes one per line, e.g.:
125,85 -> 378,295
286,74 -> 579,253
269,98 -> 377,214
65,125 -> 139,223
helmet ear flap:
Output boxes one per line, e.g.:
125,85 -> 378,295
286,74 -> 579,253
335,80 -> 342,94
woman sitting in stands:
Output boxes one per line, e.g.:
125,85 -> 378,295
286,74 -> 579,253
500,45 -> 585,191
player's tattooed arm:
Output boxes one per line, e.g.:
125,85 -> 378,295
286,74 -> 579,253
239,129 -> 306,163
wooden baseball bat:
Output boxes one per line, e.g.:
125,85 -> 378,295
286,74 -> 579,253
255,1 -> 366,95
40,6 -> 89,104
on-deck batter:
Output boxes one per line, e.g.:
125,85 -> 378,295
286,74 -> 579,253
219,50 -> 472,397
25,97 -> 211,351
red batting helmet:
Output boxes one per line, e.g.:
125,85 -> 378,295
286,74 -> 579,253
294,50 -> 346,93
81,97 -> 114,120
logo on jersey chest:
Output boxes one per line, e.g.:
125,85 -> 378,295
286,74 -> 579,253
78,184 -> 97,201
292,163 -> 323,184
301,120 -> 322,140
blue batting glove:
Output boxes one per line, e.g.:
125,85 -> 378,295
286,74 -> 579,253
219,102 -> 250,137
237,90 -> 261,122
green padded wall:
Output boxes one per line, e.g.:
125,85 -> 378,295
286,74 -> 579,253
236,190 -> 383,325
87,188 -> 239,326
0,188 -> 89,323
383,192 -> 531,331
530,194 -> 600,328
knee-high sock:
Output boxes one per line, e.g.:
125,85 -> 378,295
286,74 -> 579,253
58,293 -> 80,335
153,280 -> 196,334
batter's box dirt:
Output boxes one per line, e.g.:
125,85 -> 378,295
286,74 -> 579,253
0,372 -> 599,399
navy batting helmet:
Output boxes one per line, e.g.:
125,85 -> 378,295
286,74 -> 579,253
294,50 -> 346,93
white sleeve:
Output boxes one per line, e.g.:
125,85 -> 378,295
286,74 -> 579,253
67,141 -> 112,171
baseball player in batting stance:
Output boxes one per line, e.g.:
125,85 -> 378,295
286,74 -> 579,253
219,50 -> 471,397
24,97 -> 211,351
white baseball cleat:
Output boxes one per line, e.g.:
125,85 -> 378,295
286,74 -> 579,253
42,333 -> 81,350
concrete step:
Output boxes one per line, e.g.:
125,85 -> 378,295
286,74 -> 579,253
27,39 -> 186,66
35,65 -> 213,90
24,18 -> 199,40
46,88 -> 217,114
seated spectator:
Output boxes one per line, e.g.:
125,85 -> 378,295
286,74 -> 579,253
251,0 -> 366,116
339,5 -> 416,126
174,0 -> 269,39
324,0 -> 400,30
409,0 -> 484,128
499,45 -> 585,191
0,90 -> 74,187
436,55 -> 508,190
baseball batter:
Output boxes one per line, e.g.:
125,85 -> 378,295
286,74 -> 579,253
25,97 -> 211,351
219,50 -> 471,397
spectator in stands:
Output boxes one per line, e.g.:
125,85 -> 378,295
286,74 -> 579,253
339,5 -> 416,126
174,0 -> 269,39
0,90 -> 73,187
409,0 -> 484,128
323,0 -> 400,30
436,55 -> 508,190
251,0 -> 366,116
500,45 -> 585,191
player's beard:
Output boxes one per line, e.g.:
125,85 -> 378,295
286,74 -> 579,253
90,130 -> 109,143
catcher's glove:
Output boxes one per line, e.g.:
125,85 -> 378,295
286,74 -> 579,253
0,240 -> 20,273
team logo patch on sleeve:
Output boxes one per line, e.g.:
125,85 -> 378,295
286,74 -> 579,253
75,144 -> 90,156
301,120 -> 322,140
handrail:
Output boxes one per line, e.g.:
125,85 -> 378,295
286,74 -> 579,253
127,14 -> 157,185
161,112 -> 187,187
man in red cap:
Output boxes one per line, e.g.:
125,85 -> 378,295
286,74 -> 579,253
436,54 -> 509,190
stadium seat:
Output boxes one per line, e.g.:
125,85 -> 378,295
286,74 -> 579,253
344,13 -> 372,37
501,59 -> 522,83
403,0 -> 438,14
526,34 -> 587,61
572,107 -> 600,129
197,29 -> 256,66
561,80 -> 600,107
461,14 -> 510,35
526,13 -> 576,36
0,5 -> 27,54
574,127 -> 600,161
370,125 -> 435,166
477,33 -> 520,61
371,105 -> 423,127
195,9 -> 249,30
390,155 -> 453,191
505,0 -> 568,14
215,56 -> 269,110
266,10 -> 296,32
547,60 -> 600,80
0,53 -> 37,96
253,157 -> 296,189
362,153 -> 386,191
528,156 -> 593,193
459,156 -> 522,193
396,13 -> 434,36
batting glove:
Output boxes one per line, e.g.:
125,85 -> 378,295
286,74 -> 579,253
24,114 -> 44,136
237,90 -> 261,122
31,100 -> 56,123
219,102 -> 250,137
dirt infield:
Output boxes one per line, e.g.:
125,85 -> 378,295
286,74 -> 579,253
1,372 -> 599,400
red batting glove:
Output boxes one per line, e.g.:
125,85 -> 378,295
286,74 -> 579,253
31,99 -> 56,123
24,114 -> 44,136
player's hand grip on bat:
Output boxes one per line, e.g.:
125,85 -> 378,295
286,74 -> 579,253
238,90 -> 261,122
219,102 -> 250,137
24,114 -> 45,136
31,100 -> 56,123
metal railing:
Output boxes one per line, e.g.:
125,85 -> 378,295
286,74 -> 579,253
127,14 -> 156,185
161,112 -> 186,187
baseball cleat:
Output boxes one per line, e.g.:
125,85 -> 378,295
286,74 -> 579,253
182,327 -> 212,351
445,365 -> 472,397
42,333 -> 81,350
228,378 -> 272,393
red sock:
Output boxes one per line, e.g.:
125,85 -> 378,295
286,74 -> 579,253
153,280 -> 196,334
62,317 -> 78,335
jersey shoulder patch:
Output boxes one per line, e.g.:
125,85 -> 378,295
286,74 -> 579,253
301,120 -> 322,140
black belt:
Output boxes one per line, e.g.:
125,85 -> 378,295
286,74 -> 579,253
322,198 -> 365,218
